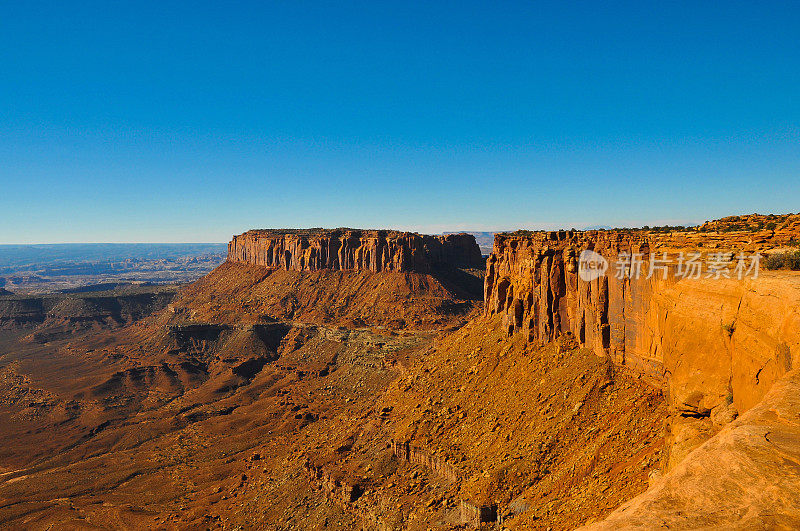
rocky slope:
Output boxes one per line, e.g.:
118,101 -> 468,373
370,317 -> 666,529
171,260 -> 481,330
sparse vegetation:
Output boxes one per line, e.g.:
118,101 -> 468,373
763,251 -> 800,271
722,322 -> 736,337
696,213 -> 797,234
646,224 -> 691,233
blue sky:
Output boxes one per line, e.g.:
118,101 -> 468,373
1,1 -> 798,243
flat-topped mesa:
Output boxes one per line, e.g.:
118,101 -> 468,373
227,228 -> 483,273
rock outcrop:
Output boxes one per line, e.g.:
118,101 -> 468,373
582,368 -> 800,530
227,229 -> 482,273
484,229 -> 800,420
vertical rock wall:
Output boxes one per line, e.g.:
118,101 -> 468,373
484,230 -> 800,416
227,229 -> 482,273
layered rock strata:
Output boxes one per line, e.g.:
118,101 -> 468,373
484,229 -> 800,417
227,229 -> 482,273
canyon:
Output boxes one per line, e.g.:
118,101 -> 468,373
0,217 -> 798,529
0,243 -> 226,294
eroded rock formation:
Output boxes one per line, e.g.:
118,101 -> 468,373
227,229 -> 482,273
484,229 -> 800,422
582,368 -> 800,530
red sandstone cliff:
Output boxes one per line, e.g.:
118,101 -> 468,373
227,229 -> 482,273
484,226 -> 800,473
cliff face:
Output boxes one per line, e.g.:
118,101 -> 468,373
227,229 -> 482,273
484,230 -> 800,418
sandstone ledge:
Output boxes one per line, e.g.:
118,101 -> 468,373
582,368 -> 800,530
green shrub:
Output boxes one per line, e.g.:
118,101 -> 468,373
722,322 -> 736,337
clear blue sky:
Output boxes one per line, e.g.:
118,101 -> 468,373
1,1 -> 798,243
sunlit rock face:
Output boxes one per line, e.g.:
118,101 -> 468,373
484,228 -> 800,417
227,228 -> 482,273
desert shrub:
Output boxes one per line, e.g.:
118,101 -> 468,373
722,322 -> 736,336
763,250 -> 800,270
725,392 -> 734,405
